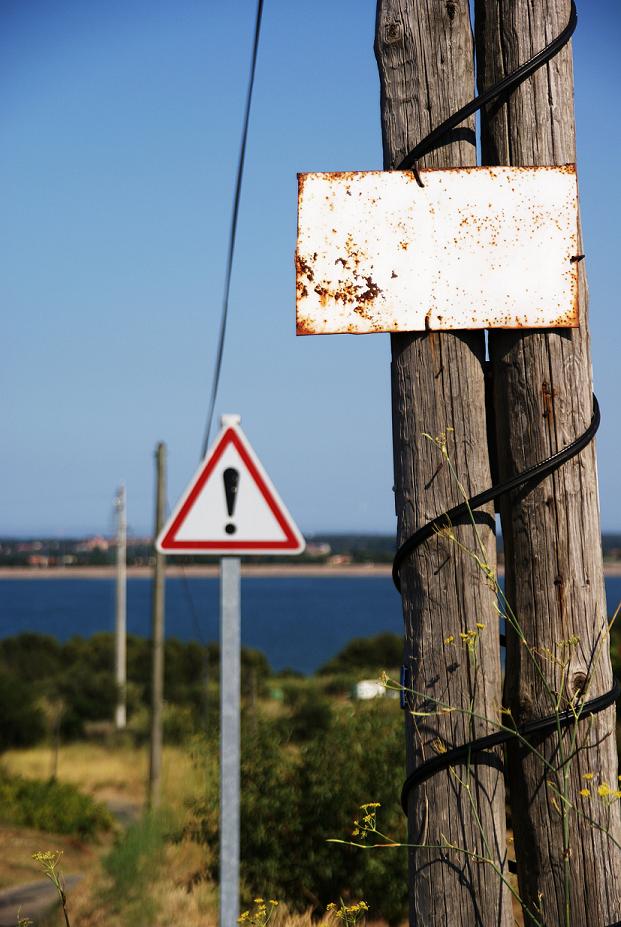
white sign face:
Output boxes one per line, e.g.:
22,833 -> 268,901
296,165 -> 579,335
156,422 -> 305,556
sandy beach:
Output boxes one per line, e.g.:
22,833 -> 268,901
1,562 -> 621,579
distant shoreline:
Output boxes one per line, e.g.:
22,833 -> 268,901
0,563 -> 392,580
1,562 -> 621,579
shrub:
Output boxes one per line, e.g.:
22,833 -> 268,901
317,632 -> 403,676
0,670 -> 46,750
0,771 -> 113,837
285,691 -> 333,742
187,701 -> 408,925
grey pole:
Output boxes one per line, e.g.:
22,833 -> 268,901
219,555 -> 241,927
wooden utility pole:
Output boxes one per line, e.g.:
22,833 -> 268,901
148,442 -> 167,809
475,2 -> 621,924
375,4 -> 510,925
114,483 -> 127,730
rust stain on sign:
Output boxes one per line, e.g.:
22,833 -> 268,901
296,166 -> 579,335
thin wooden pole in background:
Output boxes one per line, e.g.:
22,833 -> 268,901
114,483 -> 127,731
148,442 -> 166,809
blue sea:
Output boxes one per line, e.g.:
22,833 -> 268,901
1,575 -> 620,675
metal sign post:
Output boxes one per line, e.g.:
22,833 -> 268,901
156,416 -> 304,927
220,555 -> 241,927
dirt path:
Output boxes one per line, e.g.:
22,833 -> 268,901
0,874 -> 81,926
0,798 -> 140,926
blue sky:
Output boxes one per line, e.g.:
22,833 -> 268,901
2,0 -> 619,537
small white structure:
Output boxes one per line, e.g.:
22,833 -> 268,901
354,679 -> 386,701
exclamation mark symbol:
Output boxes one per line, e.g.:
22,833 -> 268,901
223,468 -> 239,535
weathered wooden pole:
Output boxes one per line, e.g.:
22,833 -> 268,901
114,482 -> 127,730
475,2 -> 621,923
375,3 -> 511,925
148,441 -> 166,809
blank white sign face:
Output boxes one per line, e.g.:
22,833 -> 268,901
296,166 -> 579,335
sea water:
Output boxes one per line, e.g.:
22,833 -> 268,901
1,574 -> 620,675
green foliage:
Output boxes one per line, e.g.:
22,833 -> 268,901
103,812 -> 170,920
0,671 -> 46,750
317,632 -> 403,676
0,633 -> 63,684
127,702 -> 200,746
0,633 -> 270,746
282,688 -> 333,742
188,702 -> 408,925
0,771 -> 113,836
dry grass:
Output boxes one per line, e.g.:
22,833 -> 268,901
0,823 -> 103,892
3,742 -> 395,927
0,741 -> 200,900
2,742 -> 201,812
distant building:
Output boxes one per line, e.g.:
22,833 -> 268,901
17,541 -> 43,552
327,553 -> 352,566
75,535 -> 110,553
305,542 -> 331,558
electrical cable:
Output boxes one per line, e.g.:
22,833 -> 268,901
397,0 -> 577,178
200,0 -> 264,459
393,395 -> 600,592
391,1 -> 621,895
401,679 -> 621,813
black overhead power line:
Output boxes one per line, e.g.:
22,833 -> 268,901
200,0 -> 265,459
183,0 -> 265,642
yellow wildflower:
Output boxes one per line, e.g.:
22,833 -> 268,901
443,635 -> 455,645
32,851 -> 62,866
597,784 -> 611,798
579,788 -> 590,797
582,773 -> 594,780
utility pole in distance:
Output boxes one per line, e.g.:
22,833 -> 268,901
148,442 -> 167,808
375,3 -> 510,925
476,2 -> 621,923
114,483 -> 127,730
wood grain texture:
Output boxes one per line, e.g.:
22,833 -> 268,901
375,2 -> 511,924
475,1 -> 621,924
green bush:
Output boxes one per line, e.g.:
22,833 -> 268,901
127,703 -> 199,746
187,701 -> 408,925
284,690 -> 333,742
104,811 -> 170,923
0,771 -> 113,837
0,671 -> 46,750
0,632 -> 273,745
317,632 -> 403,676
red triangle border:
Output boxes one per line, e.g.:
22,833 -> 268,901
159,428 -> 301,552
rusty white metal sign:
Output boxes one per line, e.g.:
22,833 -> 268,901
296,166 -> 579,335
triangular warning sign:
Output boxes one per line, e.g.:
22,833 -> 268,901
156,421 -> 305,556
